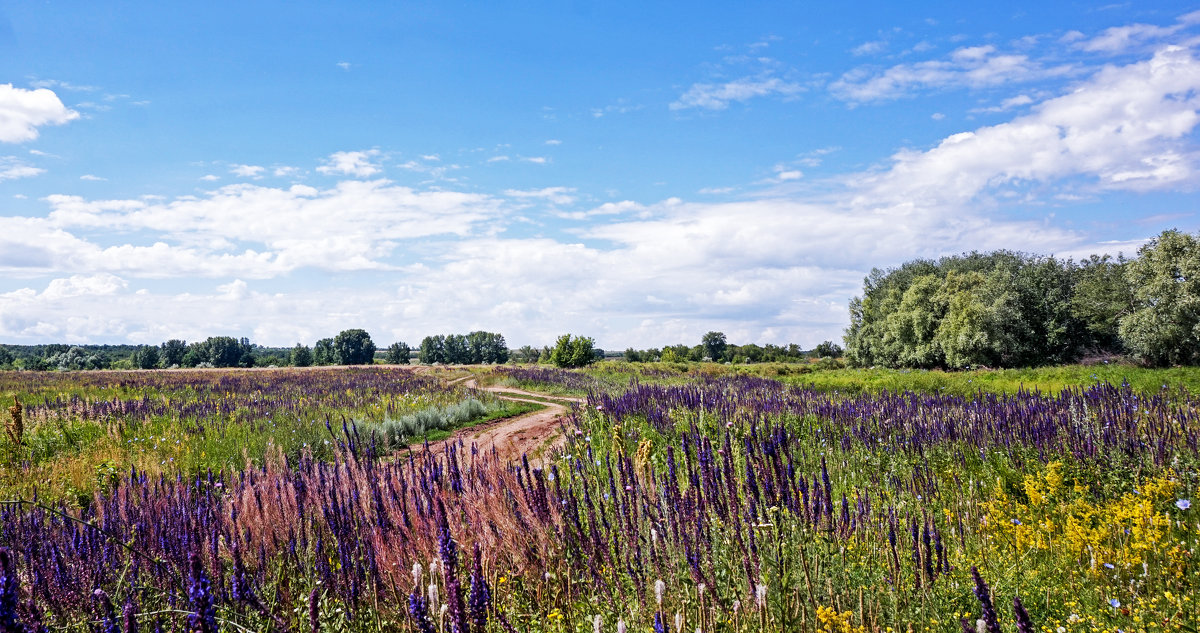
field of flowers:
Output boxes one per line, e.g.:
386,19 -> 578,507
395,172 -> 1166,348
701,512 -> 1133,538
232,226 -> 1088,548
0,365 -> 1196,632
0,367 -> 522,502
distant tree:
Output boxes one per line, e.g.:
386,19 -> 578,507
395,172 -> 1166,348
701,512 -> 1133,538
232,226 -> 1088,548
419,335 -> 445,364
160,339 -> 187,368
549,334 -> 596,368
813,341 -> 843,358
701,331 -> 727,362
516,345 -> 541,363
386,342 -> 411,365
1119,230 -> 1200,366
1072,254 -> 1134,353
443,334 -> 469,364
185,336 -> 253,368
290,343 -> 313,367
333,329 -> 376,365
133,345 -> 160,369
0,346 -> 11,368
313,338 -> 335,366
624,348 -> 642,362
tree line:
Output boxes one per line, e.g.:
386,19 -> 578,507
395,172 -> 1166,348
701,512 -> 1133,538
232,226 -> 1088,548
621,331 -> 840,364
417,332 -> 508,365
844,228 -> 1197,369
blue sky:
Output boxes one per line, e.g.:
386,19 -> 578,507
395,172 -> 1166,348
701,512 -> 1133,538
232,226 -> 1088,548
1,1 -> 1198,349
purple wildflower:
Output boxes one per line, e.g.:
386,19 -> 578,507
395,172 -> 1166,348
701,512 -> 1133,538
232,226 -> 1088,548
92,590 -> 119,633
407,591 -> 436,633
468,544 -> 491,632
0,549 -> 21,633
1013,596 -> 1034,633
970,566 -> 1001,633
186,550 -> 218,633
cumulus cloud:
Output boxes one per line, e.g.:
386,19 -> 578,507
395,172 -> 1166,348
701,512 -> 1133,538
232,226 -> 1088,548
29,179 -> 504,278
0,84 -> 79,142
859,46 -> 1200,202
317,150 -> 382,177
229,164 -> 265,179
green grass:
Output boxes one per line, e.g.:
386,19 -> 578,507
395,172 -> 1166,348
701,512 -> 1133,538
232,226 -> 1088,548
778,363 -> 1200,396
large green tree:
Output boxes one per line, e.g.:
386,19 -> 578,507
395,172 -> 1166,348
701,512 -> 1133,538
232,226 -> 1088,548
313,338 -> 335,366
845,251 -> 1099,369
701,331 -> 727,362
1119,230 -> 1200,366
385,342 -> 411,365
549,334 -> 596,368
290,343 -> 313,367
333,329 -> 376,365
159,339 -> 187,367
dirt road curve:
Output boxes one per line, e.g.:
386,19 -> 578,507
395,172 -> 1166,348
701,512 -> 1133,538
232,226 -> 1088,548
422,376 -> 584,464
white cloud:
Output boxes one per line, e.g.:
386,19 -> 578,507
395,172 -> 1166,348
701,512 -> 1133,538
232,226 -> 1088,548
503,187 -> 577,205
80,174 -> 105,181
317,150 -> 382,177
852,40 -> 887,56
0,84 -> 79,143
0,157 -> 44,180
858,46 -> 1200,201
973,94 -> 1035,113
273,166 -> 300,177
522,156 -> 548,164
40,273 -> 127,300
486,155 -> 511,163
230,164 -> 265,179
29,179 -> 505,279
671,76 -> 804,110
336,62 -> 352,71
831,45 -> 1071,102
545,139 -> 562,145
200,174 -> 220,181
29,79 -> 98,92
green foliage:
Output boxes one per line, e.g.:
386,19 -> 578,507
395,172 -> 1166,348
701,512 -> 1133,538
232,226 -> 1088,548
548,334 -> 596,368
417,331 -> 508,364
159,339 -> 187,367
813,340 -> 843,358
45,346 -> 109,371
132,345 -> 159,369
1119,229 -> 1200,366
701,330 -> 727,361
183,336 -> 255,368
847,250 -> 1115,369
385,341 -> 411,364
313,338 -> 335,366
1071,254 -> 1133,352
515,345 -> 541,363
290,343 -> 313,367
333,328 -> 376,365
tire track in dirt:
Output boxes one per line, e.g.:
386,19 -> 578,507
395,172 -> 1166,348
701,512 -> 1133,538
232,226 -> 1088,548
419,373 -> 584,465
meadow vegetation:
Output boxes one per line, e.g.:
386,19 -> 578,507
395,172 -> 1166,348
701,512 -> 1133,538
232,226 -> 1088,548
0,362 -> 1194,632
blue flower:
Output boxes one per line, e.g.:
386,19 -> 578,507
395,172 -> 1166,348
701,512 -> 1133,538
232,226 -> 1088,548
1109,598 -> 1120,608
1103,563 -> 1114,569
1177,499 -> 1192,511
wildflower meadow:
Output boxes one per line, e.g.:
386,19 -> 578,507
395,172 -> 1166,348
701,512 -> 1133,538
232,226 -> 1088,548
0,365 -> 1195,632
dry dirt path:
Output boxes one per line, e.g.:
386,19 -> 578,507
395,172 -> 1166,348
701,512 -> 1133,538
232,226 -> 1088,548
418,374 -> 585,464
